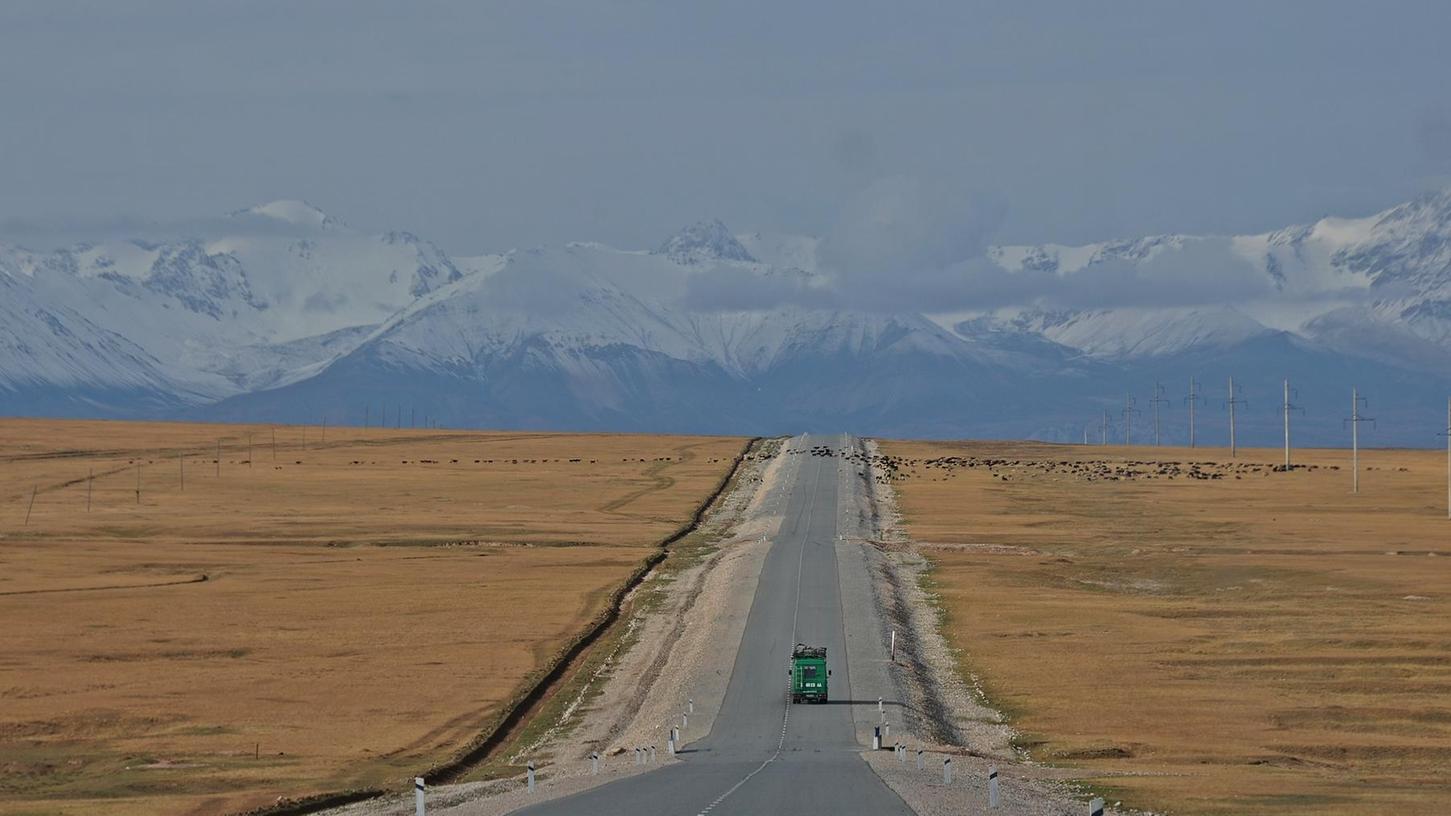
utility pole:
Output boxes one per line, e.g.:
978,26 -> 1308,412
1345,387 -> 1374,494
1225,376 -> 1246,457
1281,379 -> 1302,469
1149,382 -> 1169,446
1121,394 -> 1140,446
1185,377 -> 1202,448
1101,409 -> 1110,446
1442,398 -> 1451,520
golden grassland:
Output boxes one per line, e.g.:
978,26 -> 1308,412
881,440 -> 1451,816
0,419 -> 745,816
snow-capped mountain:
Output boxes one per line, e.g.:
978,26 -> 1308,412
976,188 -> 1451,367
0,201 -> 502,404
5,193 -> 1451,444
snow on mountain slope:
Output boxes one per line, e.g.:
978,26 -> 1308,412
654,219 -> 756,264
975,188 -> 1451,364
995,307 -> 1272,359
0,259 -> 184,409
361,238 -> 972,379
9,190 -> 1451,439
210,245 -> 1031,434
0,202 -> 505,400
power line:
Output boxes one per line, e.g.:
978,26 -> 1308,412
1184,377 -> 1203,448
1149,382 -> 1170,446
1281,379 -> 1303,468
1344,387 -> 1375,494
1225,376 -> 1247,458
1121,394 -> 1140,446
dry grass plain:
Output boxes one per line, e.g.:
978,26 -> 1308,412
0,419 -> 745,816
880,440 -> 1451,816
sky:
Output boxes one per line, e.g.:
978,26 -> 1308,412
3,1 -> 1451,256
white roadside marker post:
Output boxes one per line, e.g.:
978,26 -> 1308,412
590,752 -> 599,775
671,726 -> 680,744
667,736 -> 675,755
1089,797 -> 1105,816
890,629 -> 897,662
526,762 -> 535,793
988,765 -> 1000,808
872,726 -> 881,750
878,697 -> 884,716
943,756 -> 953,785
414,777 -> 425,816
917,749 -> 924,770
688,698 -> 694,715
682,713 -> 688,731
883,722 -> 890,744
648,745 -> 656,763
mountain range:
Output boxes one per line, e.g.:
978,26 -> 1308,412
5,192 -> 1451,446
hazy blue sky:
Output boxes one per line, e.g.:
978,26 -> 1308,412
3,1 -> 1451,254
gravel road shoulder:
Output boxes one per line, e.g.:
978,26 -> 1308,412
843,438 -> 1123,816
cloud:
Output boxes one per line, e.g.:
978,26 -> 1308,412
0,211 -> 335,250
818,174 -> 1004,303
681,266 -> 833,311
679,174 -> 1292,314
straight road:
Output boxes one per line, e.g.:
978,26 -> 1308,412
512,434 -> 913,816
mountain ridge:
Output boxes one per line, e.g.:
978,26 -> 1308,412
5,193 -> 1451,445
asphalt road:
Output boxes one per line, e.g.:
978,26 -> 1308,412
512,434 -> 914,816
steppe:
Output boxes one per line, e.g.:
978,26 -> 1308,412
880,440 -> 1451,815
0,419 -> 745,816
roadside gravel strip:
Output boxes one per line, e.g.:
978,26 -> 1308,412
327,439 -> 795,816
851,438 -> 1138,816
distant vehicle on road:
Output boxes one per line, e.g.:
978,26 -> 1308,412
790,643 -> 830,703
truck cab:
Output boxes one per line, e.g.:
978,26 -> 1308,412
790,643 -> 830,703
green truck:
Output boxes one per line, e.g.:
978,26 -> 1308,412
790,643 -> 830,703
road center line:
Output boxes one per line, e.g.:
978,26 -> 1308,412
698,438 -> 823,815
